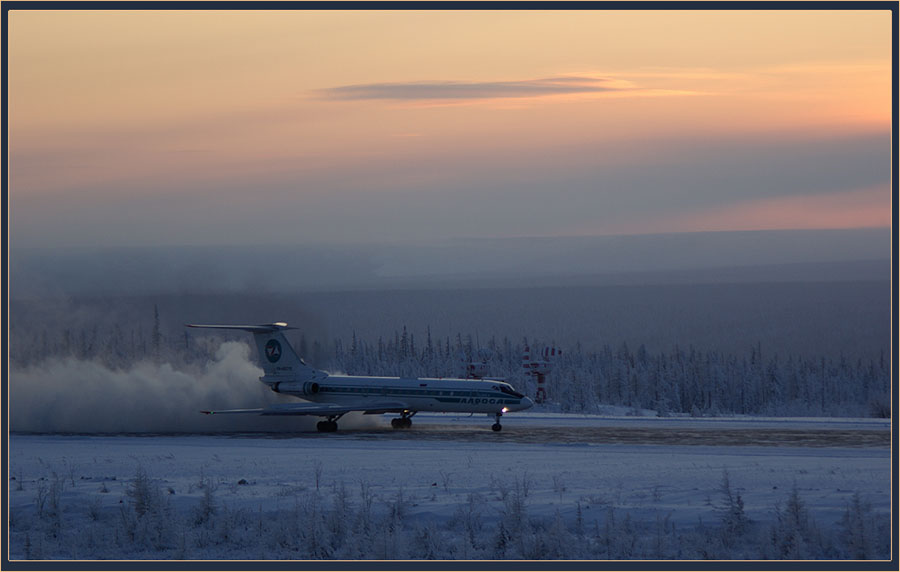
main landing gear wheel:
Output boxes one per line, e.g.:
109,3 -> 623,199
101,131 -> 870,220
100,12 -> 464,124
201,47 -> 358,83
390,412 -> 415,429
316,420 -> 338,432
492,411 -> 503,432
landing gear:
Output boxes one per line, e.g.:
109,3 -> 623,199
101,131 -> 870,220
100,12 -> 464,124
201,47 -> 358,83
316,416 -> 341,432
390,411 -> 415,429
492,411 -> 503,432
391,418 -> 411,429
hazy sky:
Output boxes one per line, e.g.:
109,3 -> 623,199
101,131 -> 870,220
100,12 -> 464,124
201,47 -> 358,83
8,9 -> 892,249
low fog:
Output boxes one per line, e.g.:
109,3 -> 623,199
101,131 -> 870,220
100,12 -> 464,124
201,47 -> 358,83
9,229 -> 890,297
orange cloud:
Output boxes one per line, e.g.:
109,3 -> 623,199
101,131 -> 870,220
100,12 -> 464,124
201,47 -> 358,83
591,186 -> 891,236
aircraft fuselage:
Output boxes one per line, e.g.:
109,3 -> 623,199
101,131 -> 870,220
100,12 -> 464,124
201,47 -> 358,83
266,375 -> 533,414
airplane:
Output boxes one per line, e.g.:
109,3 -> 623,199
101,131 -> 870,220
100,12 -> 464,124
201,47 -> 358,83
186,322 -> 533,432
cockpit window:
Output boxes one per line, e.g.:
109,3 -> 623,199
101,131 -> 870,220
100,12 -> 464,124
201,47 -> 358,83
498,384 -> 525,398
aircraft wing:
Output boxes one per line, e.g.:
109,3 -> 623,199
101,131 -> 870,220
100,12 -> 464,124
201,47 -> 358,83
202,401 -> 409,417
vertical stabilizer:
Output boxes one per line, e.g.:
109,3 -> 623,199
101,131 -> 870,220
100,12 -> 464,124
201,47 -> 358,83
185,323 -> 325,381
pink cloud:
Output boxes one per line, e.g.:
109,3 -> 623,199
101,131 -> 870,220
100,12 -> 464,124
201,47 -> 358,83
593,185 -> 891,236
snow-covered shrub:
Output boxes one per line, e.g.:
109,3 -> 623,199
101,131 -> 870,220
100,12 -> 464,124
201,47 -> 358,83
867,393 -> 890,418
716,470 -> 749,545
126,465 -> 158,518
840,492 -> 872,559
191,478 -> 217,525
767,486 -> 832,559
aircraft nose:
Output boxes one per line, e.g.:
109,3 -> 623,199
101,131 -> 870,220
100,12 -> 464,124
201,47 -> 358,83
519,396 -> 534,410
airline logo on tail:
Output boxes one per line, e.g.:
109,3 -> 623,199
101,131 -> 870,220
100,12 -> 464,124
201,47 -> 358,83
265,339 -> 282,363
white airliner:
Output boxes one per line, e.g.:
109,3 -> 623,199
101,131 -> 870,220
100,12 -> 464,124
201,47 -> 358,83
187,322 -> 533,432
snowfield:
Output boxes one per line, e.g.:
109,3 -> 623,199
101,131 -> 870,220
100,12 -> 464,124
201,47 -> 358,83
7,412 -> 892,561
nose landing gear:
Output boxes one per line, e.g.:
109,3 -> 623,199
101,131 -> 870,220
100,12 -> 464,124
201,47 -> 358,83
492,411 -> 503,432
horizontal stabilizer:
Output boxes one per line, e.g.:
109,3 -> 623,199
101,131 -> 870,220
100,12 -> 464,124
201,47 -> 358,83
201,408 -> 265,415
186,322 -> 296,333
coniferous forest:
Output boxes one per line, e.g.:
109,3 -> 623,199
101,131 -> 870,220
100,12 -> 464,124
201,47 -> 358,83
10,298 -> 891,419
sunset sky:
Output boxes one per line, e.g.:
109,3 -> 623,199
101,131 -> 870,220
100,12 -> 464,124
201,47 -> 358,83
8,9 -> 893,249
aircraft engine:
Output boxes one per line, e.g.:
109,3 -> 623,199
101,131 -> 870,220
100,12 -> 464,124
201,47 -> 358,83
270,381 -> 320,395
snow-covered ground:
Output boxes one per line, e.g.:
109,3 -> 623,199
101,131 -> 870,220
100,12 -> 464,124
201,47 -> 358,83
7,413 -> 892,560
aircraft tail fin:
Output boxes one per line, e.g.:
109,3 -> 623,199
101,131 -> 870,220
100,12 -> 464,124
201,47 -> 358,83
186,322 -> 324,381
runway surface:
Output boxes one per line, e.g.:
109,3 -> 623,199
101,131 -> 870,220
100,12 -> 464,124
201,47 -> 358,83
314,424 -> 891,447
21,420 -> 890,448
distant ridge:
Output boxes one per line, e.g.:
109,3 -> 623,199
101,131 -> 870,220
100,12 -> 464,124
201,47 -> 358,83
10,227 -> 891,296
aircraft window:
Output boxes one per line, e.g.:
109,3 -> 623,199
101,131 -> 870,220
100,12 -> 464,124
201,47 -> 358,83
499,385 -> 525,398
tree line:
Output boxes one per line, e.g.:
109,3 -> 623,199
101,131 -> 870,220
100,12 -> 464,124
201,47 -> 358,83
10,309 -> 890,419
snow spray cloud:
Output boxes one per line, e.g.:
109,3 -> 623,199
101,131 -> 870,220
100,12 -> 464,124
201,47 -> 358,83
9,342 -> 379,433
